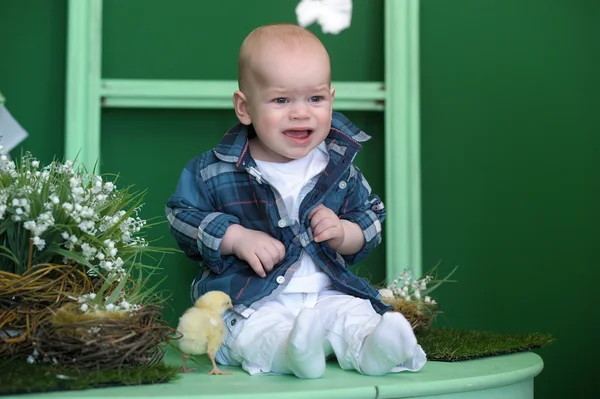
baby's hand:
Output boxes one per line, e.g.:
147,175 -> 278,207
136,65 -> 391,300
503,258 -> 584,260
309,204 -> 345,250
230,228 -> 285,278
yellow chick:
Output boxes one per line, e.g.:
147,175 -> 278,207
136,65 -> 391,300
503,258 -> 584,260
176,290 -> 233,375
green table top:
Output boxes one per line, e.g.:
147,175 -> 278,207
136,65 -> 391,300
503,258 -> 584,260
5,350 -> 544,399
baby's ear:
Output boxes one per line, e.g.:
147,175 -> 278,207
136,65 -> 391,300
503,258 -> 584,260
233,91 -> 252,125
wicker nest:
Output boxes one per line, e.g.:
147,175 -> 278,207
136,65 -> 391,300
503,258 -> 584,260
32,303 -> 177,369
0,264 -> 92,358
382,296 -> 439,332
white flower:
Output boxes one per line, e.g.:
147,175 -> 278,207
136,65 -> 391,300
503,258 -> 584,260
80,243 -> 97,258
105,303 -> 116,311
32,236 -> 46,250
31,160 -> 40,168
38,211 -> 54,223
101,261 -> 113,271
379,288 -> 394,299
413,290 -> 421,300
424,296 -> 432,304
80,303 -> 89,312
49,194 -> 60,204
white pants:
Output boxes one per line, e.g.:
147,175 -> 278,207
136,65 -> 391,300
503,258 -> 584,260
216,290 -> 426,375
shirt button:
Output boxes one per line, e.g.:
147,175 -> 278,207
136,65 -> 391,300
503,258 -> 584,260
277,219 -> 287,228
338,181 -> 347,189
300,237 -> 307,247
231,319 -> 236,326
276,276 -> 285,284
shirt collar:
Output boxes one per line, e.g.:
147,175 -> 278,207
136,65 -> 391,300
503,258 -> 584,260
212,112 -> 370,167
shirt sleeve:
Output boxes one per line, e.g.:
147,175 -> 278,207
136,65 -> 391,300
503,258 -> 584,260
165,158 -> 240,274
338,165 -> 386,265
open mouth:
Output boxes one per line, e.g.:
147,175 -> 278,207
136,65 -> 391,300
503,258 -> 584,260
282,129 -> 313,140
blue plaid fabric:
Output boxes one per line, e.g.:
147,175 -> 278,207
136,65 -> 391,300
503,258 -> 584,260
166,112 -> 390,317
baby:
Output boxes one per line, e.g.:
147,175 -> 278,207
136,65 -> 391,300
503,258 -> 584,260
166,23 -> 426,378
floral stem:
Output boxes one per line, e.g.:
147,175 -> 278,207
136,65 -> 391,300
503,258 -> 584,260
27,236 -> 33,271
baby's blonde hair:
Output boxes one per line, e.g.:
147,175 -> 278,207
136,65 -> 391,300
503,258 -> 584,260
237,24 -> 331,91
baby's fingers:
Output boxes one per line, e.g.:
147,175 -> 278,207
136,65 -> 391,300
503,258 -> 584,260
314,225 -> 338,243
258,248 -> 277,273
308,204 -> 326,219
247,254 -> 266,278
274,240 -> 286,262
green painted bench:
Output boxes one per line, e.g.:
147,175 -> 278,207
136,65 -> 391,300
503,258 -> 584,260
4,350 -> 543,399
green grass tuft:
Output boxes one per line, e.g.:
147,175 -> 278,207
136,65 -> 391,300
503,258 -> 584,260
417,328 -> 555,361
0,360 -> 181,395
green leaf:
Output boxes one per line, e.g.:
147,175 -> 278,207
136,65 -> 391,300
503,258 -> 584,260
0,245 -> 21,268
105,271 -> 129,305
424,265 -> 459,295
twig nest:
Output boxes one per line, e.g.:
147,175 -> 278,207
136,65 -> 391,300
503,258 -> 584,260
31,304 -> 176,370
0,265 -> 92,358
381,293 -> 439,332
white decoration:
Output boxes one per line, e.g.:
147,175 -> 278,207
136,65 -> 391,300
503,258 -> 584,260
296,0 -> 353,35
0,105 -> 28,156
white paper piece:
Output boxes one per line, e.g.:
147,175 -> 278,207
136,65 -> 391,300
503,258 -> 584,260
296,0 -> 353,35
0,106 -> 29,153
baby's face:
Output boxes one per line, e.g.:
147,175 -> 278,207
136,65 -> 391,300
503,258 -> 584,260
244,44 -> 334,163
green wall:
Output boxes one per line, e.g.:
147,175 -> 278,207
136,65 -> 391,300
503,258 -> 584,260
2,1 -> 599,398
0,0 -> 66,161
420,1 -> 600,398
101,0 -> 383,81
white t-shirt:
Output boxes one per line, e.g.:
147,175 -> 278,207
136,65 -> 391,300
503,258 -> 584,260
254,144 -> 332,293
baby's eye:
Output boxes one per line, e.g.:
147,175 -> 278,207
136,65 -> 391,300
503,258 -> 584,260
273,98 -> 289,104
309,96 -> 324,103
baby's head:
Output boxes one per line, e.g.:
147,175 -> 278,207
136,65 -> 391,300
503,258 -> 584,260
233,24 -> 335,163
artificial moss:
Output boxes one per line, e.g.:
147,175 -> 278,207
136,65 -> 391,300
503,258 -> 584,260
0,360 -> 181,395
417,328 -> 555,361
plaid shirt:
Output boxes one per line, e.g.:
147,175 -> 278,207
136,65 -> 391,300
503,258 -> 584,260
166,112 -> 390,318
